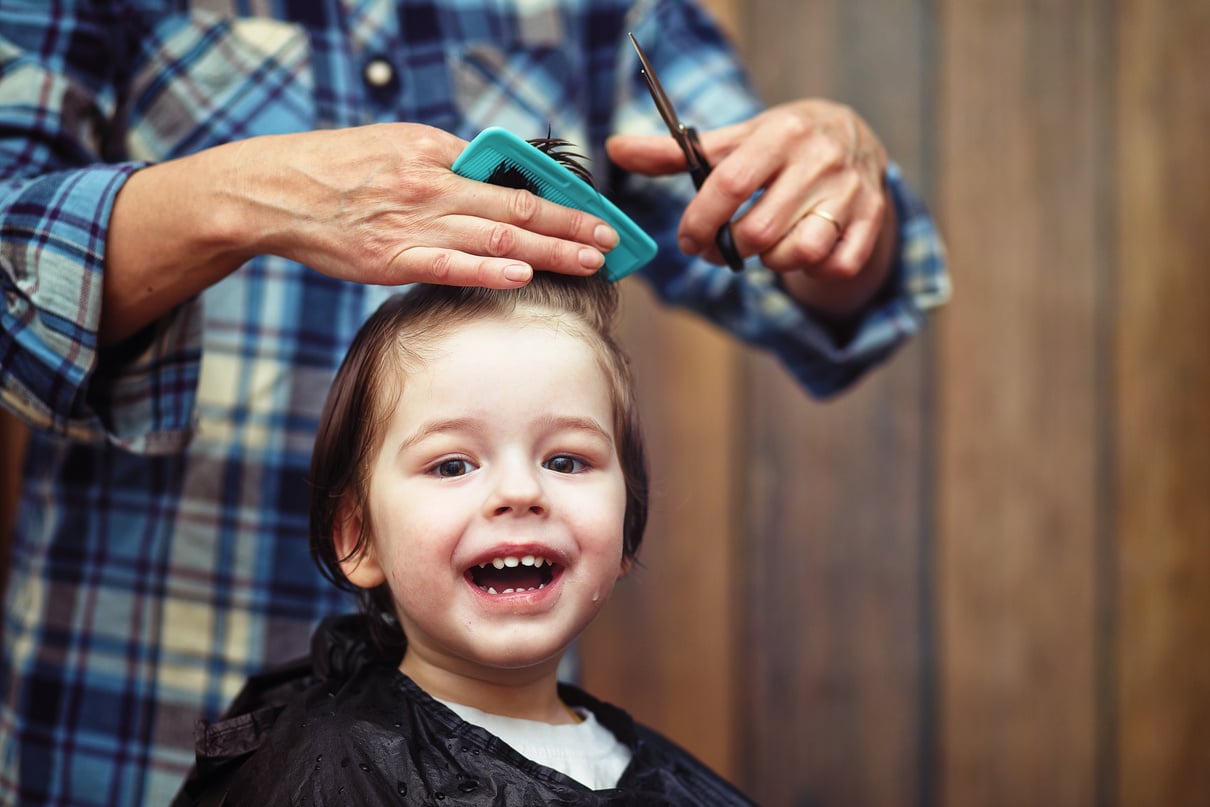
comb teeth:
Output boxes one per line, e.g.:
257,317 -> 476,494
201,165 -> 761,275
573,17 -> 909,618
486,161 -> 555,194
483,160 -> 589,210
452,128 -> 657,282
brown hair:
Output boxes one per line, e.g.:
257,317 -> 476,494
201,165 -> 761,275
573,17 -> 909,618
308,273 -> 649,658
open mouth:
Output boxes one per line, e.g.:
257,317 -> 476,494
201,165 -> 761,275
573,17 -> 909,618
467,555 -> 559,595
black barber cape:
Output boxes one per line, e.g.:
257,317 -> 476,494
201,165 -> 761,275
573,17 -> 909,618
172,615 -> 756,806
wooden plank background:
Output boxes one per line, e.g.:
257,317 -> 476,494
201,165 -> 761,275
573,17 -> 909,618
1113,1 -> 1210,804
937,1 -> 1102,803
3,1 -> 1209,804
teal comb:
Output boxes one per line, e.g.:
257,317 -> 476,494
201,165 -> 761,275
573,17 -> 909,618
452,127 -> 657,282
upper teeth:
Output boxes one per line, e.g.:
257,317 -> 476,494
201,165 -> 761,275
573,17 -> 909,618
483,555 -> 549,569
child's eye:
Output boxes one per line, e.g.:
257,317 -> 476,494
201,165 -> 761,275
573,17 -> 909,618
432,458 -> 474,478
543,455 -> 587,474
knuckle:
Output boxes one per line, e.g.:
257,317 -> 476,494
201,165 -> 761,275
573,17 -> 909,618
565,208 -> 591,238
712,163 -> 755,202
508,188 -> 539,223
735,215 -> 779,253
777,113 -> 812,143
395,171 -> 435,203
825,252 -> 863,279
817,137 -> 848,170
473,260 -> 498,287
792,237 -> 834,267
544,240 -> 567,272
837,172 -> 863,200
486,224 -> 516,257
428,251 -> 454,282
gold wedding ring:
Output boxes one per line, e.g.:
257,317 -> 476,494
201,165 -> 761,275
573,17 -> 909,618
806,208 -> 842,237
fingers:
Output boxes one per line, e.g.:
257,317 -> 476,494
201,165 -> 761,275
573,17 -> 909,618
676,113 -> 819,260
679,145 -> 775,259
368,187 -> 618,287
441,179 -> 619,277
379,220 -> 607,288
755,184 -> 886,279
683,102 -> 888,278
605,133 -> 685,174
756,159 -> 880,274
608,124 -> 762,257
735,155 -> 855,270
460,178 -> 619,254
606,122 -> 747,175
386,246 -> 537,289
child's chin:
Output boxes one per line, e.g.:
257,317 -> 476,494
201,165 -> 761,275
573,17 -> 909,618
465,637 -> 573,673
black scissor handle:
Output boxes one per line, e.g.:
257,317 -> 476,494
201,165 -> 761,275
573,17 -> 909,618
684,127 -> 744,272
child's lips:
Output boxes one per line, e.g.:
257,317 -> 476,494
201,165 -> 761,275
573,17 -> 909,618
463,547 -> 567,603
465,554 -> 562,596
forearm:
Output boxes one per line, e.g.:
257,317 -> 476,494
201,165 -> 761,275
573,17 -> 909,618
102,142 -> 256,345
101,126 -> 446,345
104,122 -> 621,348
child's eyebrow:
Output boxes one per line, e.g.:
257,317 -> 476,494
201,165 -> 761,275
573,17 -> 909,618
397,417 -> 483,453
398,415 -> 613,453
536,415 -> 614,445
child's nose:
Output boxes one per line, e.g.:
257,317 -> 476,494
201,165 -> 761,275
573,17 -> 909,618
485,461 -> 548,517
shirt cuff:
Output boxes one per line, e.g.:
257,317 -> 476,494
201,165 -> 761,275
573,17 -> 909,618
0,164 -> 203,452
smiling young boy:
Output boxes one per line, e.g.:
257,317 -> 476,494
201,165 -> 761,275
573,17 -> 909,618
172,271 -> 755,805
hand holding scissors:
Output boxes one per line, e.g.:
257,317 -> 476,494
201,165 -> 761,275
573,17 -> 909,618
611,35 -> 898,317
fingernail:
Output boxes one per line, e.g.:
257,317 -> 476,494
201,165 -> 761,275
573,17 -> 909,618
503,264 -> 532,283
679,236 -> 700,256
594,224 -> 618,250
579,248 -> 604,270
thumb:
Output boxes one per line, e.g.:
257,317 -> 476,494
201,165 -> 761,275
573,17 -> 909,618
606,120 -> 749,175
605,133 -> 686,175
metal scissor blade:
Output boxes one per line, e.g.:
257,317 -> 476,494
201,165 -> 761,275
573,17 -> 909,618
628,31 -> 744,272
628,33 -> 684,140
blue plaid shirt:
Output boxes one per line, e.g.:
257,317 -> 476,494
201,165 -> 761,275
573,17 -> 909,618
0,0 -> 948,804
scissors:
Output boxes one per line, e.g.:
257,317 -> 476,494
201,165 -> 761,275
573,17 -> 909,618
629,32 -> 744,272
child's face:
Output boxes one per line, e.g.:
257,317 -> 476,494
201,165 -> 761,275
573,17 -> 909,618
351,313 -> 627,683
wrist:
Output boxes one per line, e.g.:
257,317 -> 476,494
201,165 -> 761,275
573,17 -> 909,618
206,136 -> 293,261
101,145 -> 259,345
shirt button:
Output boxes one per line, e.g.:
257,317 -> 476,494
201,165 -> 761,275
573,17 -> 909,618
363,57 -> 395,89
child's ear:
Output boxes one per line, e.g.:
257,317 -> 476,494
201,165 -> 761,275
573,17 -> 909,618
618,555 -> 634,578
334,500 -> 387,589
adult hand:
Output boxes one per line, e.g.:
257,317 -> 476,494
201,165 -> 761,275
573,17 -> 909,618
607,99 -> 898,318
103,123 -> 618,344
241,124 -> 617,285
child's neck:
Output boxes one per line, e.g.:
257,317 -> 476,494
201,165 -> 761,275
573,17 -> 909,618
400,650 -> 577,725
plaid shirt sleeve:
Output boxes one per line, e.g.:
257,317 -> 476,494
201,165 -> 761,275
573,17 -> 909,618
615,0 -> 950,397
0,8 -> 202,453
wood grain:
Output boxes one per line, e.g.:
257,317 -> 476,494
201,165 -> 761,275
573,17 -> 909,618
0,410 -> 26,602
1114,1 -> 1210,804
936,2 -> 1103,804
736,1 -> 936,805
